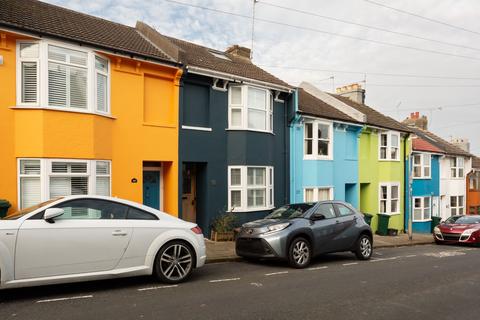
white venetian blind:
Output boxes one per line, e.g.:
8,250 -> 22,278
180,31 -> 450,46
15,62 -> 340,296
50,161 -> 89,198
19,159 -> 41,209
19,43 -> 39,104
95,161 -> 110,196
95,56 -> 108,113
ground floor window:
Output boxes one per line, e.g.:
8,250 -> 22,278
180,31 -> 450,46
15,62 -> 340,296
413,196 -> 431,221
450,195 -> 464,215
18,158 -> 111,209
379,182 -> 400,214
228,166 -> 273,211
304,187 -> 333,202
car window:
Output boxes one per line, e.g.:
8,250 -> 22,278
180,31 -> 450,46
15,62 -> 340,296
335,204 -> 355,217
127,207 -> 158,220
39,199 -> 128,220
313,203 -> 336,219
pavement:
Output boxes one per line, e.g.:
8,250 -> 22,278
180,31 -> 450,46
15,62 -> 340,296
0,244 -> 478,320
206,232 -> 435,263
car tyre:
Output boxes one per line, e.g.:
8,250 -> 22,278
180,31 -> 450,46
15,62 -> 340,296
354,234 -> 373,260
288,237 -> 312,268
154,241 -> 194,284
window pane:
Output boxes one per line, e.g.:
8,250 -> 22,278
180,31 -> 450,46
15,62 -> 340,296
20,159 -> 41,175
424,197 -> 430,207
413,208 -> 422,221
414,198 -> 422,208
459,168 -> 464,177
391,147 -> 398,160
50,176 -> 88,198
231,109 -> 242,126
20,43 -> 39,58
231,190 -> 241,208
318,188 -> 331,201
230,168 -> 241,186
248,109 -> 266,130
314,203 -> 336,219
424,167 -> 430,177
413,166 -> 421,177
318,141 -> 329,156
231,87 -> 242,104
336,204 -> 354,216
450,196 -> 457,207
96,176 -> 110,196
423,207 -> 431,220
52,162 -> 87,173
127,207 -> 158,220
305,123 -> 313,139
70,67 -> 88,108
423,154 -> 431,165
459,196 -> 464,205
20,177 -> 41,209
380,147 -> 387,159
305,189 -> 314,202
255,168 -> 265,185
55,199 -> 127,220
21,62 -> 37,103
391,185 -> 399,199
413,155 -> 421,165
318,124 -> 329,139
391,200 -> 398,213
381,186 -> 387,200
451,168 -> 457,178
391,134 -> 399,147
380,200 -> 387,213
95,56 -> 108,72
247,189 -> 265,208
48,62 -> 67,106
48,45 -> 87,66
96,73 -> 107,112
96,161 -> 110,175
380,134 -> 388,147
248,88 -> 266,110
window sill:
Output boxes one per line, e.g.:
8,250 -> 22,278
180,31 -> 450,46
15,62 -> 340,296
413,219 -> 432,223
378,159 -> 401,162
182,125 -> 212,132
379,212 -> 401,216
412,177 -> 432,180
10,106 -> 116,119
226,128 -> 275,135
229,206 -> 274,213
303,156 -> 333,161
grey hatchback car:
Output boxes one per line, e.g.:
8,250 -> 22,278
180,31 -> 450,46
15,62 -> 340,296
235,201 -> 373,268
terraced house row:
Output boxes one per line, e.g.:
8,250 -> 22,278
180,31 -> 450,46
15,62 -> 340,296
1,0 -> 478,234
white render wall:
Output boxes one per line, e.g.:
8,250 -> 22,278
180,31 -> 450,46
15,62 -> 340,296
439,155 -> 472,220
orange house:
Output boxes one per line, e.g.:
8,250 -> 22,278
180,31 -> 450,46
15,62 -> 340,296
467,157 -> 480,215
0,0 -> 182,216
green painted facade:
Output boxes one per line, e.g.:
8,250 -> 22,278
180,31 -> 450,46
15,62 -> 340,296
359,128 -> 407,232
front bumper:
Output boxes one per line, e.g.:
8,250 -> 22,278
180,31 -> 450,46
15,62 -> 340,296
434,232 -> 480,244
235,229 -> 289,259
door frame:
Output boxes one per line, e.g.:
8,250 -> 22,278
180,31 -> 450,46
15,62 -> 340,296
143,165 -> 164,211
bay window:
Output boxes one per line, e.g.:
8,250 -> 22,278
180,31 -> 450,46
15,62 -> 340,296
16,40 -> 110,115
379,131 -> 400,161
412,153 -> 431,178
228,85 -> 273,132
304,187 -> 333,202
413,196 -> 431,221
450,157 -> 464,178
228,166 -> 274,211
18,159 -> 111,209
379,183 -> 400,214
304,120 -> 333,160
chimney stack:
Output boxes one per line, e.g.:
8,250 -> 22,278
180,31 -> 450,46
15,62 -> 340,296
402,112 -> 428,130
335,83 -> 365,105
225,45 -> 251,60
450,137 -> 470,152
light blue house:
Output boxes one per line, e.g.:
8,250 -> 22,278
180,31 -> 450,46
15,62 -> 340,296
290,87 -> 363,206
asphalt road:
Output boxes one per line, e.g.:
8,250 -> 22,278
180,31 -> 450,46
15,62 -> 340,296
1,244 -> 479,320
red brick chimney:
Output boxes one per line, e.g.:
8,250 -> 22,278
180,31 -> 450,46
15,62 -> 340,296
402,112 -> 428,130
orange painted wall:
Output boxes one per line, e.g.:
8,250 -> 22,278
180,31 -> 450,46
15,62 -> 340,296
0,31 -> 181,216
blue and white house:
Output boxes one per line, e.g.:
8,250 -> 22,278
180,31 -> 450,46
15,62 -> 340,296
289,84 -> 364,206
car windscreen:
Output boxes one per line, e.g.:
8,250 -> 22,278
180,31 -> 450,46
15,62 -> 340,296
264,203 -> 315,220
445,216 -> 480,225
2,198 -> 61,220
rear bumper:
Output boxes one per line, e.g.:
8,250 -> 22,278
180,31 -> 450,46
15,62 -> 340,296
196,239 -> 207,268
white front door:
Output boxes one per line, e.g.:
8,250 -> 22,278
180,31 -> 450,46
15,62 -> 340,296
15,199 -> 132,280
432,196 -> 440,217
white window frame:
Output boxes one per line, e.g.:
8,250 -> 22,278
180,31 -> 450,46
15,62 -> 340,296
303,187 -> 334,202
15,39 -> 111,115
412,153 -> 431,179
379,182 -> 400,215
228,166 -> 274,212
450,156 -> 464,178
17,158 -> 112,209
303,120 -> 333,160
412,196 -> 431,222
228,85 -> 273,133
379,131 -> 400,161
450,195 -> 465,215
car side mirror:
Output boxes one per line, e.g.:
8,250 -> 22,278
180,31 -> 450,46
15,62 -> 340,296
44,208 -> 64,223
310,213 -> 326,221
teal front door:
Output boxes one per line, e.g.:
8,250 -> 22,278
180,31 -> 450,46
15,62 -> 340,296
143,171 -> 160,209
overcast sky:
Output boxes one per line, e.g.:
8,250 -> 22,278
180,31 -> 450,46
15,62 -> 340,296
48,0 -> 480,155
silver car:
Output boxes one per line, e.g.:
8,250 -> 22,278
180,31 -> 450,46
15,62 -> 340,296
235,201 -> 373,268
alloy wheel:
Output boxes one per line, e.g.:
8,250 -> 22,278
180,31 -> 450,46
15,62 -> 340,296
160,244 -> 193,281
292,240 -> 310,265
359,237 -> 372,258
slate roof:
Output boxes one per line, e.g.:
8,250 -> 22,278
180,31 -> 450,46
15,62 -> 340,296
298,89 -> 361,124
331,95 -> 412,133
409,126 -> 472,157
0,0 -> 175,63
167,37 -> 292,89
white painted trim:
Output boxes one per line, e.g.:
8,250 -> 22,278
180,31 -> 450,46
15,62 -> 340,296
412,153 -> 432,179
303,119 -> 334,161
378,130 -> 401,161
378,182 -> 401,215
303,187 -> 334,202
412,196 -> 432,222
181,125 -> 212,132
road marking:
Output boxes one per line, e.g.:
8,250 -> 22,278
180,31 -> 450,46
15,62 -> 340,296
370,257 -> 399,262
308,266 -> 328,271
250,282 -> 263,287
404,254 -> 417,258
209,278 -> 240,283
342,262 -> 358,266
265,271 -> 289,276
424,251 -> 466,258
36,295 -> 93,303
137,285 -> 178,291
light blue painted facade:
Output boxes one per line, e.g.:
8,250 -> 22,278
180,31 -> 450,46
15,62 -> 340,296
405,152 -> 441,233
290,114 -> 362,207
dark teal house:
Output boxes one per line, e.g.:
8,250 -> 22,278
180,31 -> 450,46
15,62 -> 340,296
143,35 -> 294,233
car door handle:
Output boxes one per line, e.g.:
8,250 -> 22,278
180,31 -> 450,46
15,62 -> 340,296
112,230 -> 128,236
336,220 -> 341,224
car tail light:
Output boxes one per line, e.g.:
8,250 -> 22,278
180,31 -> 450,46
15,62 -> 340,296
191,226 -> 203,235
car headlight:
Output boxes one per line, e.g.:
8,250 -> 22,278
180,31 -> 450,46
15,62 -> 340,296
434,226 -> 441,234
461,229 -> 477,236
266,222 -> 290,233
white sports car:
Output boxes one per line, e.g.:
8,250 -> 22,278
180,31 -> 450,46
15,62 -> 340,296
0,195 -> 206,289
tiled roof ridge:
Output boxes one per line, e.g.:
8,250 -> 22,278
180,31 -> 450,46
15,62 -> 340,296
412,127 -> 472,157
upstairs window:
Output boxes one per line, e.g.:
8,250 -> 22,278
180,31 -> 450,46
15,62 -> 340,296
413,153 -> 431,179
470,172 -> 480,191
379,131 -> 400,161
16,41 -> 110,115
304,121 -> 333,160
228,85 -> 273,132
450,157 -> 464,178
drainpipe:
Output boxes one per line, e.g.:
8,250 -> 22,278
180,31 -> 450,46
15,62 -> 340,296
406,133 -> 413,240
288,89 -> 301,203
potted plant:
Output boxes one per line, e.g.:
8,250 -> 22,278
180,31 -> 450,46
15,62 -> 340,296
0,199 -> 11,219
210,209 -> 237,241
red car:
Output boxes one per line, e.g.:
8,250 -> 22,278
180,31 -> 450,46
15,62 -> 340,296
434,215 -> 480,245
